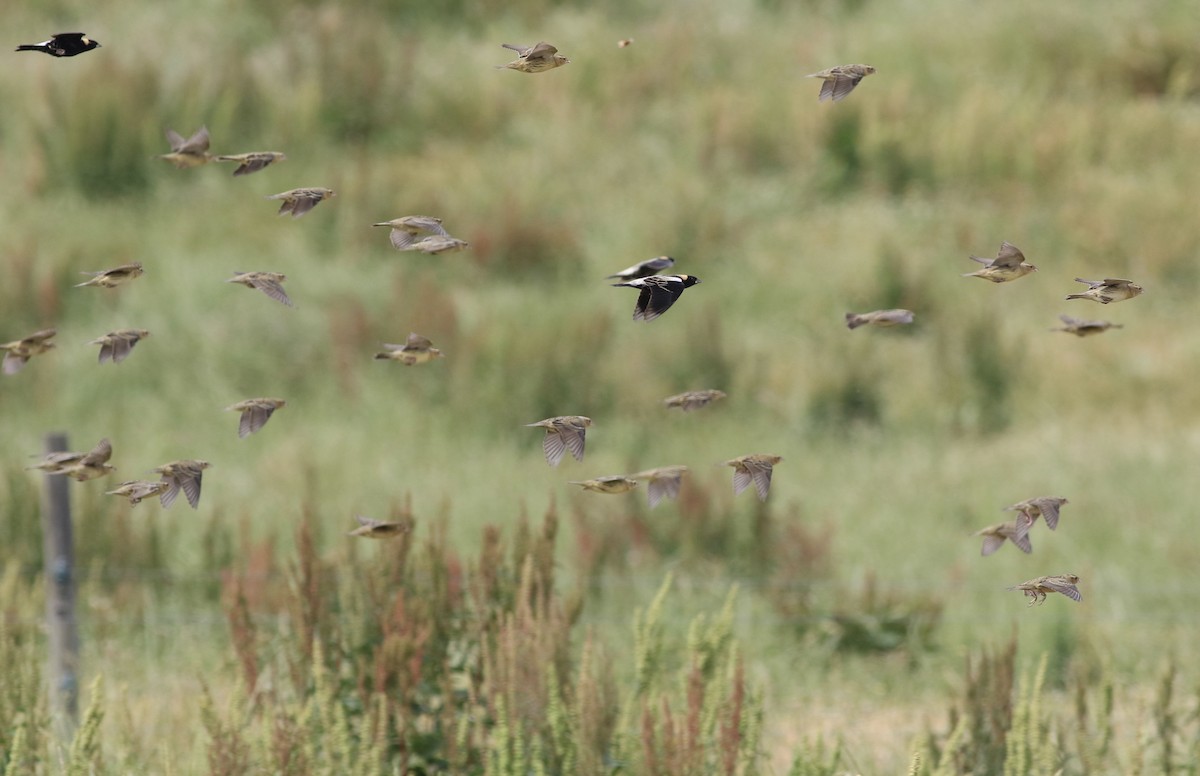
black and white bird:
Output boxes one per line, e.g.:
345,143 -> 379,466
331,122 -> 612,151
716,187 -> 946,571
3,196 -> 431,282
16,32 -> 101,57
612,274 -> 701,322
606,256 -> 675,282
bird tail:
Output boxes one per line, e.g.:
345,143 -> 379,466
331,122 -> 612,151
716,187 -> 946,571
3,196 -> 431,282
501,43 -> 524,52
961,271 -> 982,278
845,313 -> 864,330
16,45 -> 43,52
1064,294 -> 1087,300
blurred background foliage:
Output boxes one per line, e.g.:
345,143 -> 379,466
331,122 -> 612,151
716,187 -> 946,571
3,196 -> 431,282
3,0 -> 1200,771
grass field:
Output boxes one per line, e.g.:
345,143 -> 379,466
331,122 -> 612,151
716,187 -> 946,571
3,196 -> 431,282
3,0 -> 1200,772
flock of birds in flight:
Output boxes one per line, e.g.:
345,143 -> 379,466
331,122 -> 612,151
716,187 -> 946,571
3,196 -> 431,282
7,31 -> 1123,605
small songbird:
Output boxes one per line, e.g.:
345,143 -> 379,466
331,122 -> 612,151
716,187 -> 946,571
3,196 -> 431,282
1004,496 -> 1068,531
266,188 -> 336,217
89,328 -> 150,364
630,465 -> 689,508
1051,314 -> 1123,337
496,41 -> 571,73
723,454 -> 783,501
664,389 -> 727,412
1008,574 -> 1082,606
374,333 -> 444,365
214,152 -> 287,176
618,39 -> 634,48
1065,278 -> 1143,304
606,256 -> 676,282
227,271 -> 293,307
106,480 -> 169,506
526,416 -> 592,467
152,459 -> 212,509
845,309 -> 915,329
1,328 -> 56,375
405,234 -> 470,255
569,475 -> 639,494
806,64 -> 876,102
158,127 -> 212,169
372,215 -> 451,251
225,398 -> 287,439
973,514 -> 1035,557
613,274 -> 701,321
16,32 -> 100,57
27,438 -> 111,476
346,515 -> 410,539
61,438 -> 115,482
962,242 -> 1038,283
75,262 -> 144,288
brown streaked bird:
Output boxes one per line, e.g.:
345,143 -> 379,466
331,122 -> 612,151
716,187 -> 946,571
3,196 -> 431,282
89,328 -> 150,364
60,438 -> 115,482
75,261 -> 144,289
226,271 -> 293,307
806,64 -> 876,102
372,215 -> 450,251
664,389 -> 726,412
374,333 -> 444,366
1008,574 -> 1082,606
225,397 -> 287,439
158,126 -> 212,169
266,187 -> 336,217
845,309 -> 915,329
1005,496 -> 1068,531
613,274 -> 701,321
214,151 -> 287,176
1065,278 -> 1143,304
152,459 -> 212,509
346,514 -> 410,539
16,32 -> 101,57
496,41 -> 571,73
405,234 -> 470,255
607,256 -> 675,282
723,454 -> 783,502
106,480 -> 169,506
962,242 -> 1038,283
526,416 -> 592,467
569,475 -> 639,494
973,514 -> 1035,557
618,38 -> 634,48
1051,314 -> 1123,337
630,465 -> 689,509
27,437 -> 110,475
1,327 -> 56,375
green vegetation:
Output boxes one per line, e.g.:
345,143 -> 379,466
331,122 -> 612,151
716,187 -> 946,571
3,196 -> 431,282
3,0 -> 1200,771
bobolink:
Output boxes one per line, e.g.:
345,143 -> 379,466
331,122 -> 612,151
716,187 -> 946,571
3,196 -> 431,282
372,216 -> 450,251
569,475 -> 639,494
962,242 -> 1037,283
607,256 -> 676,282
106,480 -> 168,506
1008,574 -> 1082,606
663,389 -> 726,412
629,465 -> 689,508
845,309 -> 915,329
973,515 -> 1034,556
159,127 -> 212,169
374,333 -> 444,365
1065,278 -> 1143,304
1004,496 -> 1068,531
61,438 -> 115,482
225,398 -> 287,439
1051,314 -> 1122,337
497,42 -> 571,73
346,515 -> 410,538
266,188 -> 335,217
405,235 -> 470,255
1,327 -> 56,375
152,459 -> 211,509
227,271 -> 292,307
28,437 -> 111,477
16,32 -> 100,57
214,152 -> 287,176
89,328 -> 150,364
75,262 -> 143,288
724,454 -> 783,501
806,64 -> 875,102
526,416 -> 591,467
613,274 -> 700,321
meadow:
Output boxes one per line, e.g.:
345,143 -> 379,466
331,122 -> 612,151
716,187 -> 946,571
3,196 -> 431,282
3,0 -> 1200,772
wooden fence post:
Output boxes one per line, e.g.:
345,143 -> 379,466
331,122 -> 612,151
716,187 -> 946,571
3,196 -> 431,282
40,431 -> 80,730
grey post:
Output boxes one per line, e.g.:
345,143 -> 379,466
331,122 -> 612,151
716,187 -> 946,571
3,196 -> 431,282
40,431 -> 79,729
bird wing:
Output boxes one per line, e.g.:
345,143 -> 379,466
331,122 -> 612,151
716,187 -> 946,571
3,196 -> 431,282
1035,499 -> 1061,530
405,333 -> 433,350
749,464 -> 774,501
251,277 -> 293,307
1010,531 -> 1033,554
178,126 -> 210,155
634,278 -> 683,322
561,427 -> 586,462
730,465 -> 752,496
526,41 -> 558,59
992,242 -> 1025,269
180,473 -> 203,508
980,534 -> 1004,556
542,431 -> 567,467
829,76 -> 862,102
1043,578 -> 1082,601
